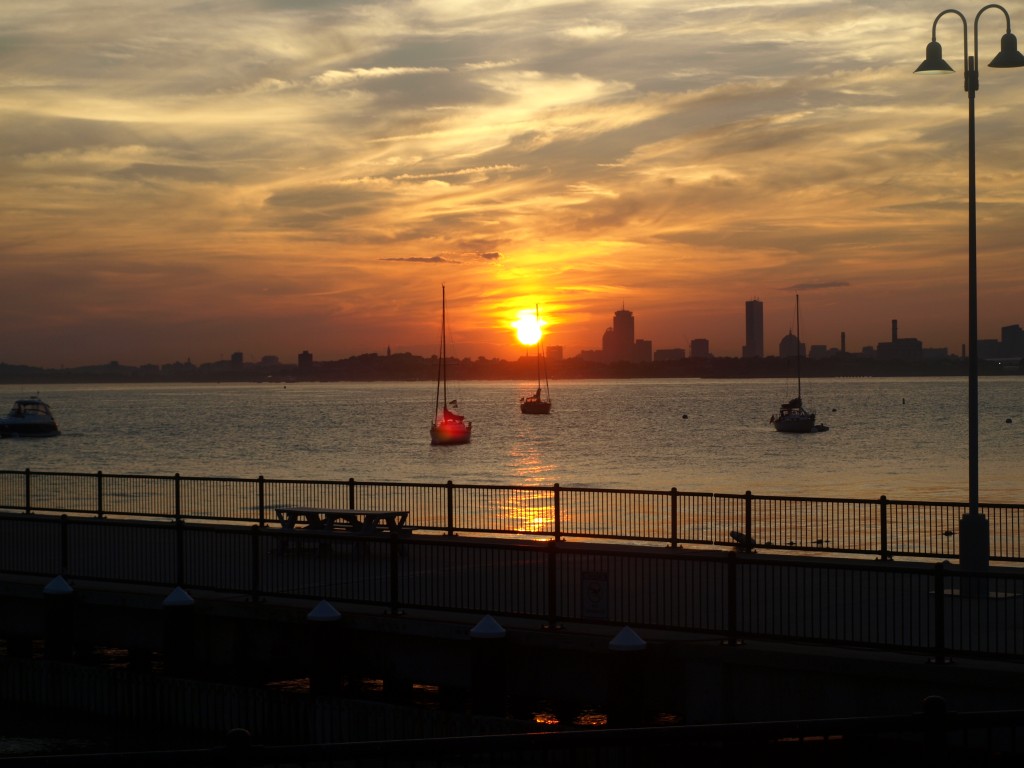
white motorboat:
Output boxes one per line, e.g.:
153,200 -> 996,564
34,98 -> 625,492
0,397 -> 60,438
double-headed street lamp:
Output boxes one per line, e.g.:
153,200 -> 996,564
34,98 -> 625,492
915,4 -> 1024,570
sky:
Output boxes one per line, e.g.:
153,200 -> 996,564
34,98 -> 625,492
3,1 -> 1024,368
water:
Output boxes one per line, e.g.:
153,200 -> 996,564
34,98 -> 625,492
0,377 -> 1021,503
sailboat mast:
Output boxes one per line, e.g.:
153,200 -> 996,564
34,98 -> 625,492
534,304 -> 542,386
441,286 -> 448,405
795,293 -> 802,400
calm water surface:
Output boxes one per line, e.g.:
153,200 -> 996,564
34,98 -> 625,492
0,377 -> 1021,503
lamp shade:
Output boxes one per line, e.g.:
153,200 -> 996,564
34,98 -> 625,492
915,40 -> 954,73
989,32 -> 1024,67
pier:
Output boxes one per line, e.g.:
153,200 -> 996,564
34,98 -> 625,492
0,471 -> 1023,758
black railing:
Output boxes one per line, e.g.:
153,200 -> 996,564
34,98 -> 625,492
2,513 -> 1024,661
2,469 -> 1022,562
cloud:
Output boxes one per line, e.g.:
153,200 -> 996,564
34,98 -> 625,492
381,255 -> 460,263
3,1 -> 1023,366
781,282 -> 851,291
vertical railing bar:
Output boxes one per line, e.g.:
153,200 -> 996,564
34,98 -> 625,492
24,468 -> 31,515
174,473 -> 181,523
553,483 -> 561,542
933,562 -> 947,664
250,525 -> 260,602
880,495 -> 889,561
60,514 -> 69,575
96,471 -> 104,518
446,480 -> 455,536
258,475 -> 266,528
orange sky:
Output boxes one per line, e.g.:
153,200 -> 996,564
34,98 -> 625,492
3,1 -> 1024,367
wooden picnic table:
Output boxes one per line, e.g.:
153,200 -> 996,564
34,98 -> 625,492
275,506 -> 409,534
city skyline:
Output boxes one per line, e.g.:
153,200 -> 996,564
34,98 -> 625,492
4,2 -> 1024,368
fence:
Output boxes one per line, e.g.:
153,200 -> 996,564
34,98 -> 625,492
2,512 -> 1023,661
1,469 -> 1022,561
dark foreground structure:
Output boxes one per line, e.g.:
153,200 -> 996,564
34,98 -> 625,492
0,471 -> 1023,763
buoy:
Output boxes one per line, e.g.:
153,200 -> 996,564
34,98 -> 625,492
1007,418 -> 1013,424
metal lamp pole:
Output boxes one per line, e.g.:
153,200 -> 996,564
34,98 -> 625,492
915,4 -> 1024,570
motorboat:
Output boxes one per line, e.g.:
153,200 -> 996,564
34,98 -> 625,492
0,397 -> 60,437
430,286 -> 472,445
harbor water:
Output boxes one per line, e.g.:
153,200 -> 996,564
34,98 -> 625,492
0,377 -> 1021,504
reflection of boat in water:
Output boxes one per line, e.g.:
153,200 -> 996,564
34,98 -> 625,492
0,397 -> 61,438
520,305 -> 551,415
771,295 -> 828,434
430,286 -> 472,446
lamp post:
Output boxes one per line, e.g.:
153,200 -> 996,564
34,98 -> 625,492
915,5 -> 1024,571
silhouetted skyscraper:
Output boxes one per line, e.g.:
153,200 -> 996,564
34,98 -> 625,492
743,299 -> 764,359
603,306 -> 637,362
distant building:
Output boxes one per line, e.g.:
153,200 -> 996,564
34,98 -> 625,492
742,299 -> 764,359
260,355 -> 280,366
546,345 -> 564,362
599,306 -> 652,362
298,350 -> 313,369
654,348 -> 686,361
690,338 -> 711,359
876,319 -> 922,361
230,352 -> 244,366
1004,324 -> 1024,357
779,331 -> 805,359
635,339 -> 652,363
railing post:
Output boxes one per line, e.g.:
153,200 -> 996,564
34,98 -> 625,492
553,483 -> 561,542
97,471 -> 104,518
175,518 -> 185,586
879,495 -> 890,561
174,473 -> 182,523
744,491 -> 753,546
932,561 -> 949,664
725,551 -> 739,646
446,480 -> 455,536
257,475 -> 266,527
23,468 -> 30,515
348,478 -> 356,509
250,525 -> 261,602
545,540 -> 560,630
60,515 -> 69,575
388,532 -> 402,615
670,487 -> 679,548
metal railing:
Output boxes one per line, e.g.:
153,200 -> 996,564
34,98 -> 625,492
3,513 -> 1023,661
2,469 -> 1022,561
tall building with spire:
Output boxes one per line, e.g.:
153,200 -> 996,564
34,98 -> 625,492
743,299 -> 764,359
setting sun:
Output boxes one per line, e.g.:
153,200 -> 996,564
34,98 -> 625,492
512,309 -> 545,347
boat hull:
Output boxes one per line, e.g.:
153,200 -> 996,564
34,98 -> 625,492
0,398 -> 60,438
773,416 -> 816,433
430,421 -> 472,445
520,400 -> 551,415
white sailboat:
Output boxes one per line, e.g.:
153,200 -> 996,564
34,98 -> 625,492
430,286 -> 472,445
771,294 -> 828,433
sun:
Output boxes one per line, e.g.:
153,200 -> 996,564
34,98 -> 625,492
512,309 -> 545,346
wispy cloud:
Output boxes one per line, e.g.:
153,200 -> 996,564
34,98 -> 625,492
1,1 -> 1021,365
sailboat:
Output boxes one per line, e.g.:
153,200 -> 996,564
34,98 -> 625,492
520,305 -> 552,415
430,286 -> 472,445
771,294 -> 828,433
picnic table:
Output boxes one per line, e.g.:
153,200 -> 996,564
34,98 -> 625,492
274,506 -> 410,554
